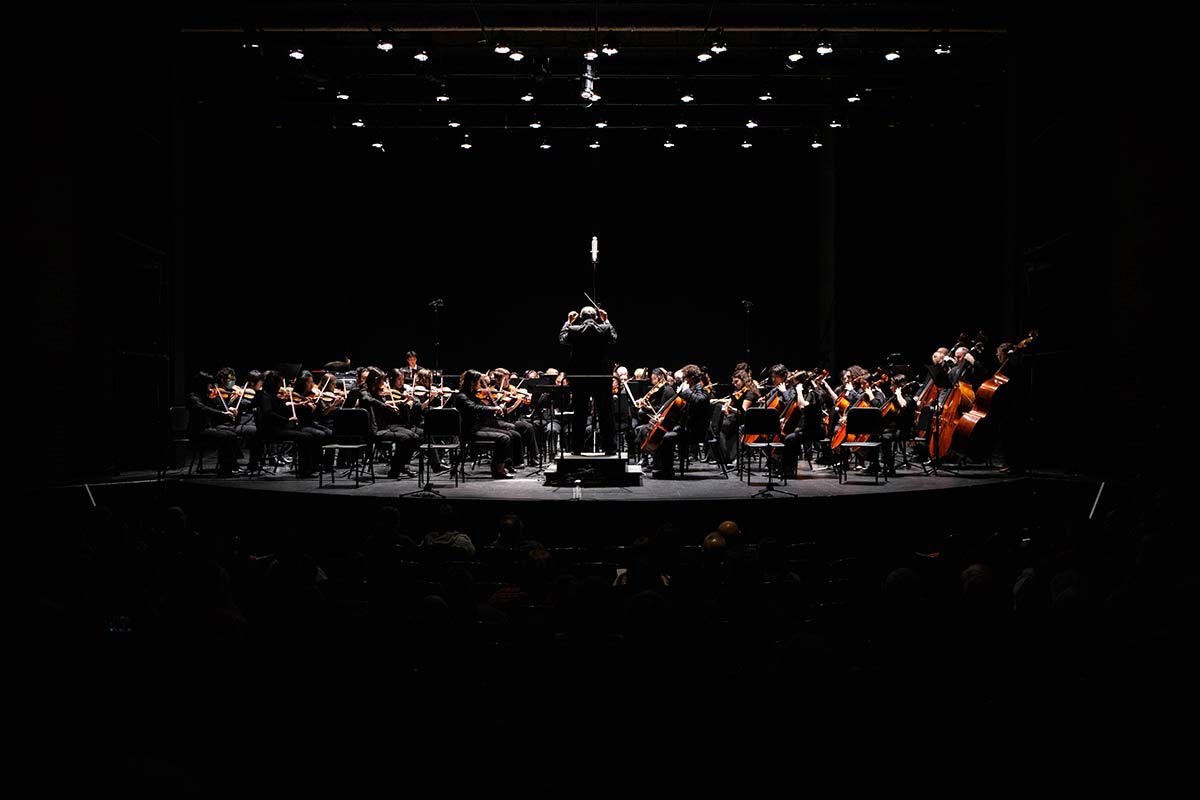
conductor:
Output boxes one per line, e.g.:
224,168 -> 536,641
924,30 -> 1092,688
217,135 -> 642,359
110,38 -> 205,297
559,305 -> 618,455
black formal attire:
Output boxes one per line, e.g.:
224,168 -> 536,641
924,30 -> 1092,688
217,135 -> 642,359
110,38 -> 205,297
559,317 -> 618,454
633,384 -> 677,459
186,391 -> 240,473
257,391 -> 324,476
360,392 -> 421,476
652,383 -> 711,475
453,391 -> 515,467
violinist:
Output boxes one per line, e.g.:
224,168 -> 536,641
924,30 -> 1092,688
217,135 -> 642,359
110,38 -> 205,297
649,364 -> 711,479
292,370 -> 339,435
259,370 -> 323,478
401,368 -> 450,475
529,369 -> 569,458
185,371 -> 242,476
611,365 -> 638,455
212,367 -> 262,472
714,368 -> 758,467
360,366 -> 420,479
454,369 -> 517,479
344,367 -> 372,409
488,368 -> 538,467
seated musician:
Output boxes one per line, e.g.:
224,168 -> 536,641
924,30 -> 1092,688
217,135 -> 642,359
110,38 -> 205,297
213,366 -> 262,472
259,370 -> 324,478
359,367 -> 419,479
633,367 -> 676,466
489,367 -> 539,467
715,368 -> 758,467
649,364 -> 711,479
454,369 -> 517,479
185,371 -> 242,476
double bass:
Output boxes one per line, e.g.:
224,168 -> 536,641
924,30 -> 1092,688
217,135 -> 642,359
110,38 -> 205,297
929,332 -> 988,460
950,330 -> 1038,460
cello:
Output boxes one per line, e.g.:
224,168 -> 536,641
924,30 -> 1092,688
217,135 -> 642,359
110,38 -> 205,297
830,371 -> 887,448
950,330 -> 1038,460
640,394 -> 686,453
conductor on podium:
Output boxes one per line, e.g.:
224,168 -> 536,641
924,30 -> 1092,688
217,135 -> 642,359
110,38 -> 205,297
559,305 -> 618,455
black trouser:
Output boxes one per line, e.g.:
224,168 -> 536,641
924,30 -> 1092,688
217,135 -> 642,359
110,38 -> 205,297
274,427 -> 324,475
652,429 -> 689,472
534,419 -> 560,457
714,408 -> 738,464
377,425 -> 419,473
783,429 -> 820,473
196,427 -> 239,471
495,418 -> 538,465
224,420 -> 262,467
469,426 -> 516,466
570,377 -> 615,454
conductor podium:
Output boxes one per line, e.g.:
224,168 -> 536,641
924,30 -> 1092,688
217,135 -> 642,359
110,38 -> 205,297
544,452 -> 643,487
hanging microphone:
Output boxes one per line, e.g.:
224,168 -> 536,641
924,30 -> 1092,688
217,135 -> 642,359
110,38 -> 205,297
591,236 -> 599,263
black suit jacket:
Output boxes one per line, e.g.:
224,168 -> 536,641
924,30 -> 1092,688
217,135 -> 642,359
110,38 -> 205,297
558,320 -> 617,376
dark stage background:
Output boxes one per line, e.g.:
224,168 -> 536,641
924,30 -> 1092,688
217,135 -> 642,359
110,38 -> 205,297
180,111 -> 1002,379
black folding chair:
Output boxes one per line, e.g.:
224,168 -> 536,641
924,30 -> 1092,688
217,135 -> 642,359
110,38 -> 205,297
838,407 -> 887,485
418,407 -> 462,487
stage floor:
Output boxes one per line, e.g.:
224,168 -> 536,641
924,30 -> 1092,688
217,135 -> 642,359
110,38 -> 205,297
135,459 -> 1039,502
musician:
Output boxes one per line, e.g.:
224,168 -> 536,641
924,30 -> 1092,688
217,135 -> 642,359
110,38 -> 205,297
397,368 -> 449,474
454,369 -> 517,479
714,368 -> 758,466
344,367 -> 372,409
633,368 -> 676,464
213,367 -> 262,472
185,371 -> 242,476
781,373 -> 824,474
489,367 -> 539,467
558,305 -> 618,455
611,365 -> 638,455
259,370 -> 324,478
763,364 -> 797,410
529,368 -> 569,457
649,364 -> 710,479
360,367 -> 419,479
400,351 -> 423,381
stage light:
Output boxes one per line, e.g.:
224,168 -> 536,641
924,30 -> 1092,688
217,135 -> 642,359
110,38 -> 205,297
414,50 -> 429,62
595,120 -> 608,128
759,90 -> 773,101
336,91 -> 350,101
372,141 -> 384,150
829,119 -> 842,128
710,36 -> 728,54
435,86 -> 450,102
448,120 -> 461,128
521,91 -> 535,102
934,43 -> 952,55
663,139 -> 675,148
540,140 -> 552,150
697,52 -> 712,62
885,50 -> 901,61
509,50 -> 525,62
681,92 -> 694,103
602,43 -> 618,56
289,49 -> 305,60
494,41 -> 511,55
741,140 -> 753,149
847,93 -> 861,103
351,119 -> 365,128
746,119 -> 758,128
816,43 -> 833,55
460,134 -> 472,149
675,122 -> 687,129
584,47 -> 599,61
530,120 -> 542,129
377,39 -> 393,52
589,140 -> 601,149
787,51 -> 804,62
811,138 -> 823,149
